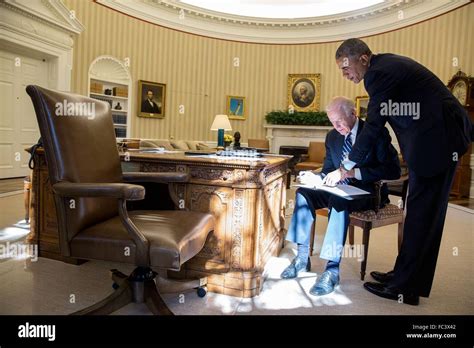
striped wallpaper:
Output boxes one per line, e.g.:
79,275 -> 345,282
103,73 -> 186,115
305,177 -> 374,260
64,0 -> 473,142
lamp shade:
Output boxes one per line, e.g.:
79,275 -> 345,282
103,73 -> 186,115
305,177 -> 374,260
210,114 -> 232,131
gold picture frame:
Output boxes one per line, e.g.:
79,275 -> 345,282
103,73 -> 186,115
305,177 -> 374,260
138,80 -> 166,118
287,74 -> 321,111
355,96 -> 369,119
227,95 -> 246,120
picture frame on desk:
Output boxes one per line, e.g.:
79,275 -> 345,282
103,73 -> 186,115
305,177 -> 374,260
355,95 -> 369,119
138,80 -> 166,119
287,73 -> 321,111
227,95 -> 246,120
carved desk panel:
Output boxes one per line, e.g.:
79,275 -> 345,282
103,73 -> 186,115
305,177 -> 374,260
123,152 -> 290,297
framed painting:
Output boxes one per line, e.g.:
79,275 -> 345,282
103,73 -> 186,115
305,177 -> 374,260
287,74 -> 321,111
355,96 -> 369,119
138,80 -> 166,118
227,95 -> 246,120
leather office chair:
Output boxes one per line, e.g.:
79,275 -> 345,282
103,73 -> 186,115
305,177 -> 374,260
311,174 -> 408,280
247,138 -> 269,151
294,142 -> 325,175
26,85 -> 215,315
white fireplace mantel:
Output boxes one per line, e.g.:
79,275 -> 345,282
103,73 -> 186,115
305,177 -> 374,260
264,124 -> 333,154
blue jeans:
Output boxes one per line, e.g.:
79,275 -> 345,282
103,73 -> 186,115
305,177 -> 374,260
286,188 -> 350,263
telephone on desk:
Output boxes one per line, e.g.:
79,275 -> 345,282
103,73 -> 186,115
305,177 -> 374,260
216,148 -> 263,158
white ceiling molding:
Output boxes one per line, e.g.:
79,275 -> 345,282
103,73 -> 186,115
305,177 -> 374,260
179,0 -> 385,19
1,0 -> 85,35
96,0 -> 469,44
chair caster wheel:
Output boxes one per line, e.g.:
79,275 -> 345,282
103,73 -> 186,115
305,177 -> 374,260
197,286 -> 207,298
112,282 -> 119,290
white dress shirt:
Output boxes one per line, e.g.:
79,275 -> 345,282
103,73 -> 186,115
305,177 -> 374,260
346,118 -> 362,180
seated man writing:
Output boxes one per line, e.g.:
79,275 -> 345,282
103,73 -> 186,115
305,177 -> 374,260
281,96 -> 401,296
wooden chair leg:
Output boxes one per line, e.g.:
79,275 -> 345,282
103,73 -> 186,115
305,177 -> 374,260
144,280 -> 174,315
348,225 -> 354,248
71,267 -> 175,315
293,169 -> 298,182
397,221 -> 404,253
156,274 -> 207,294
24,176 -> 31,223
72,277 -> 133,315
360,224 -> 371,281
111,269 -> 128,284
310,208 -> 329,256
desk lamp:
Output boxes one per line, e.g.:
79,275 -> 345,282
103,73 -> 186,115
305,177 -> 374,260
210,114 -> 232,150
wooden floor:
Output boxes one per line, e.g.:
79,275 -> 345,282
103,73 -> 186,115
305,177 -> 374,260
0,177 -> 25,194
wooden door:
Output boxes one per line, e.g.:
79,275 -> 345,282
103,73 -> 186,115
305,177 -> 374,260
0,50 -> 46,178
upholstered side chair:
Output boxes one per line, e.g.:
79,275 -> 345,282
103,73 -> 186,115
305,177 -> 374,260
294,141 -> 325,174
247,138 -> 270,151
312,174 -> 408,280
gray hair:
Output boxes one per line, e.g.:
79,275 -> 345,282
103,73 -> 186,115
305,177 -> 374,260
335,38 -> 372,59
326,97 -> 356,118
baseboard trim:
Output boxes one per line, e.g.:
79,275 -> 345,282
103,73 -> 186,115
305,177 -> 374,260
448,202 -> 474,214
0,190 -> 23,198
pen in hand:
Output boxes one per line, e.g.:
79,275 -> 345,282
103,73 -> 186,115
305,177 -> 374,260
321,171 -> 340,187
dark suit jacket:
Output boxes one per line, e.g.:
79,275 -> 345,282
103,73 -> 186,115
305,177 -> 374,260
320,118 -> 401,206
349,54 -> 472,177
141,99 -> 161,114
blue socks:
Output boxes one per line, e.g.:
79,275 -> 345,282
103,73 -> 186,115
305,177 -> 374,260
297,243 -> 309,261
325,260 -> 340,277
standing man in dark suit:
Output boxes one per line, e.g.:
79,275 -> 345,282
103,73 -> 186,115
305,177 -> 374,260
326,38 -> 472,305
281,96 -> 400,296
141,90 -> 161,114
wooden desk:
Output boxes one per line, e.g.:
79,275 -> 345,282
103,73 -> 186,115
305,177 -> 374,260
123,151 -> 289,297
26,148 -> 84,265
28,148 -> 290,297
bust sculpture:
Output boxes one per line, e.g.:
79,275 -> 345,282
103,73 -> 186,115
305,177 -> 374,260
233,131 -> 241,148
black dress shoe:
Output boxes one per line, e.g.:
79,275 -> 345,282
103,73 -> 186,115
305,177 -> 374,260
370,270 -> 395,284
280,257 -> 311,279
363,282 -> 419,306
309,270 -> 339,296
